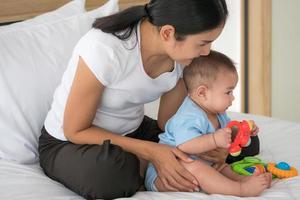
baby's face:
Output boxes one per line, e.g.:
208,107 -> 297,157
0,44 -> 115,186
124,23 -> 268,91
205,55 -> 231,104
205,70 -> 238,114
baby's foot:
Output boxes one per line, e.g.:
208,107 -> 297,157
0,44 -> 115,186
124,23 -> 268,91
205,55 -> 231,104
251,171 -> 272,188
240,173 -> 271,197
237,170 -> 259,183
265,172 -> 273,188
239,170 -> 270,183
239,175 -> 251,182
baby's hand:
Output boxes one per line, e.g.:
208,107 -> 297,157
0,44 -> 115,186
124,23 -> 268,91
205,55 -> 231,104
213,128 -> 232,148
250,120 -> 259,136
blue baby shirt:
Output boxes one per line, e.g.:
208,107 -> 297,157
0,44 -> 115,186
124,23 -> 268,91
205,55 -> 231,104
159,97 -> 231,148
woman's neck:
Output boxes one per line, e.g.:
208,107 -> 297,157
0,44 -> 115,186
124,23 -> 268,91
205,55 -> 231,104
140,20 -> 174,78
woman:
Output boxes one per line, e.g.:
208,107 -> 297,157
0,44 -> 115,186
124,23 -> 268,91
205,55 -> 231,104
38,0 -> 256,199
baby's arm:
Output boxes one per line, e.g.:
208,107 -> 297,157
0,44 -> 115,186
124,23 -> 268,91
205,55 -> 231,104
178,128 -> 232,155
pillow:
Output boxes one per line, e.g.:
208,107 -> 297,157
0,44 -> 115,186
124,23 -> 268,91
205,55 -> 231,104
0,0 -> 119,164
0,0 -> 85,31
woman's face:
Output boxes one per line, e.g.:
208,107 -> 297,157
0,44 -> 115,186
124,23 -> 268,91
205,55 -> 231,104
163,25 -> 224,66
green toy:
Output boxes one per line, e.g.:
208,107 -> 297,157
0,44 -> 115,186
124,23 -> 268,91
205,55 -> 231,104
231,156 -> 267,176
231,156 -> 298,179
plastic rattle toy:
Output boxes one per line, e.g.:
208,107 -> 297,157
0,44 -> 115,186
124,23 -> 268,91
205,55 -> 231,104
232,157 -> 298,179
267,162 -> 298,178
227,120 -> 253,156
231,156 -> 266,176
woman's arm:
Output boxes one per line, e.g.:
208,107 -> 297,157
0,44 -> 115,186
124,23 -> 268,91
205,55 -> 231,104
64,57 -> 154,160
157,78 -> 187,130
63,58 -> 198,191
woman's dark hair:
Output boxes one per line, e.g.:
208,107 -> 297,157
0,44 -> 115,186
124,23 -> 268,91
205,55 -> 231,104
93,0 -> 228,40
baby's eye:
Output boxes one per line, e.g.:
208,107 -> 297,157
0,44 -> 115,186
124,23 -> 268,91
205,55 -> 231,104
226,91 -> 233,95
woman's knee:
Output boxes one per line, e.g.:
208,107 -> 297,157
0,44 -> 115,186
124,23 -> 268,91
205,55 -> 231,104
40,139 -> 142,199
244,135 -> 260,155
80,143 -> 142,199
226,135 -> 260,164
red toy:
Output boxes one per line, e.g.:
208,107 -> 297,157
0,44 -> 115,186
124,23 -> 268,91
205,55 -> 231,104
227,120 -> 253,156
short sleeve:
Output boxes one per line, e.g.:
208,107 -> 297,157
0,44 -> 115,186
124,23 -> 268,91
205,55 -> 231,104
218,112 -> 231,128
75,36 -> 120,86
224,113 -> 231,124
172,118 -> 208,146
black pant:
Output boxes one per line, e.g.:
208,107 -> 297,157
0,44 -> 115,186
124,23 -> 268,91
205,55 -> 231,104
38,116 -> 162,200
39,115 -> 260,199
226,135 -> 260,164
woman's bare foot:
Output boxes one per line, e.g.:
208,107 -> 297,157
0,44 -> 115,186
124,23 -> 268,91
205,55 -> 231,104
240,173 -> 271,196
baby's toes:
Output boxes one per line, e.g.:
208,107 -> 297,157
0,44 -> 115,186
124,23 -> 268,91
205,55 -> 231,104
262,174 -> 271,186
267,173 -> 272,188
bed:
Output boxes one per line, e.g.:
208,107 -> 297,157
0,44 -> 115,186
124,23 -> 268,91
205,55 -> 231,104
0,0 -> 299,200
1,112 -> 300,200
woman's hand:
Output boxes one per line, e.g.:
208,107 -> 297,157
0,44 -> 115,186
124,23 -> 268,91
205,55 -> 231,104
198,148 -> 229,164
149,143 -> 199,192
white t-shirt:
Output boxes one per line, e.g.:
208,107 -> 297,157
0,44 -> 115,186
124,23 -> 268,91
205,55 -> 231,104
44,22 -> 183,141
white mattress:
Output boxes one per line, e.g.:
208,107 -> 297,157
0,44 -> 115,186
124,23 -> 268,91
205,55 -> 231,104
1,112 -> 300,200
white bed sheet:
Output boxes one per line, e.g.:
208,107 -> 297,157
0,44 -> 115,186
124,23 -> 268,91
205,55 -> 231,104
1,112 -> 300,200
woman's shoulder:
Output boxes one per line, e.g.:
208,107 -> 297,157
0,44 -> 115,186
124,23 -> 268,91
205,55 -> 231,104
75,28 -> 138,59
77,28 -> 121,49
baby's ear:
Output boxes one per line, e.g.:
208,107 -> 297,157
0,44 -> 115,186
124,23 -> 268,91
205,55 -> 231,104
196,85 -> 208,99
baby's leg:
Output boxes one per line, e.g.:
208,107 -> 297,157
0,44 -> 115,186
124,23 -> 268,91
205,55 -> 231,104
179,160 -> 270,197
220,165 -> 272,188
220,164 -> 246,181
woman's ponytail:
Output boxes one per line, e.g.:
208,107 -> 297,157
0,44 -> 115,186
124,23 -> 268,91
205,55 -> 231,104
93,0 -> 228,41
93,5 -> 148,40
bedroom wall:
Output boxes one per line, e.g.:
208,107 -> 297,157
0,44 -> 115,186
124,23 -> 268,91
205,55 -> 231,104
145,0 -> 242,119
213,0 -> 242,113
271,0 -> 300,122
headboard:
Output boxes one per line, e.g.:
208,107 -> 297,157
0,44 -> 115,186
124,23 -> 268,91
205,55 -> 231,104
0,0 -> 149,24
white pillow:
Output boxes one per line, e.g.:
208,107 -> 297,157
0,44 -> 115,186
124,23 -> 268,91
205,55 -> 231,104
0,0 -> 119,164
0,0 -> 85,31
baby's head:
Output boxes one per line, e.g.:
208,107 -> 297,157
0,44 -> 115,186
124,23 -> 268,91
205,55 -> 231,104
183,50 -> 238,114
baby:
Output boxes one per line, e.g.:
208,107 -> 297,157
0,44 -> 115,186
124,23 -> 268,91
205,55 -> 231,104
145,50 -> 272,196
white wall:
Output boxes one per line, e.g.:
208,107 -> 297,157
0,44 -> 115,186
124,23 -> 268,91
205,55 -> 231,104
213,0 -> 242,113
271,0 -> 300,122
145,0 -> 242,119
